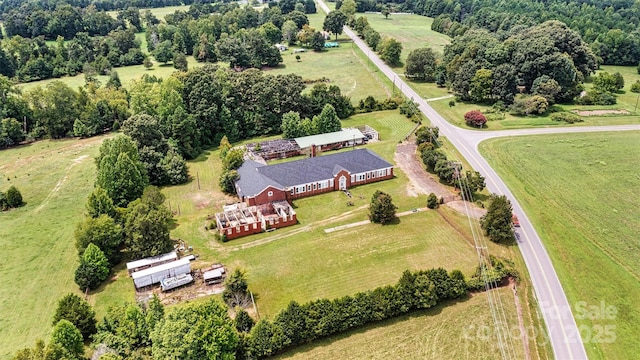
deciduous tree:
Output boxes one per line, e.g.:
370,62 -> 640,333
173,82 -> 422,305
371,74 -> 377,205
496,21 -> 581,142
151,298 -> 238,359
480,195 -> 515,244
369,190 -> 397,224
75,243 -> 110,290
124,192 -> 173,259
378,37 -> 402,66
323,11 -> 347,40
52,294 -> 97,341
50,320 -> 84,360
464,110 -> 487,127
75,214 -> 123,265
405,47 -> 437,81
86,186 -> 116,218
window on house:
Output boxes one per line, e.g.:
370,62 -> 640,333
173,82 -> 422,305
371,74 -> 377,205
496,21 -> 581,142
268,191 -> 273,197
313,183 -> 317,190
244,225 -> 248,231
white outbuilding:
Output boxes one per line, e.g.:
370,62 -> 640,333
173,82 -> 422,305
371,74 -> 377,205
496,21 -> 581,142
132,258 -> 191,289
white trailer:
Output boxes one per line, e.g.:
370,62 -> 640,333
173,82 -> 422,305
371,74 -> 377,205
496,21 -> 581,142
203,267 -> 226,285
132,258 -> 191,289
161,273 -> 194,291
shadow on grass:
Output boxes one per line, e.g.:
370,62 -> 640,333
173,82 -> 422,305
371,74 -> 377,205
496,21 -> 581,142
274,295 -> 472,359
190,149 -> 211,163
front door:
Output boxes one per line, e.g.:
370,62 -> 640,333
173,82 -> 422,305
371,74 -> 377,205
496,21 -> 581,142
339,175 -> 346,190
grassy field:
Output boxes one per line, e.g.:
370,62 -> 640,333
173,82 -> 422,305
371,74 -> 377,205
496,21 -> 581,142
480,131 -> 640,359
0,135 -> 111,359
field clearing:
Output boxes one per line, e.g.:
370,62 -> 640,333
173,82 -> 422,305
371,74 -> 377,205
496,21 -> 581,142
365,14 -> 451,57
0,135 -> 111,359
17,57 -> 205,92
480,131 -> 640,359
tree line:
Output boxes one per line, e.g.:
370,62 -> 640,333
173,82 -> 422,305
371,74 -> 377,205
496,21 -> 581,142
390,0 -> 640,66
416,126 -> 486,199
0,62 -> 353,149
0,28 -> 145,82
0,1 -> 318,83
0,0 -> 215,16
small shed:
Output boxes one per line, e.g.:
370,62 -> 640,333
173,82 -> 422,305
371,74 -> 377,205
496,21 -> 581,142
132,258 -> 191,289
160,273 -> 194,291
126,251 -> 178,275
203,267 -> 226,285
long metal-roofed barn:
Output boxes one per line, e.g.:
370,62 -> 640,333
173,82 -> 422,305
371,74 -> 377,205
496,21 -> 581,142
245,127 -> 379,161
293,128 -> 365,151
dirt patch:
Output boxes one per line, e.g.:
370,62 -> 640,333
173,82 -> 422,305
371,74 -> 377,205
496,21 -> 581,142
445,200 -> 486,220
394,143 -> 454,198
135,279 -> 225,306
573,109 -> 630,116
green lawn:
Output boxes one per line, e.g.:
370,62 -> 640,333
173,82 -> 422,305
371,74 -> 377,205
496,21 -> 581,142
0,135 -> 111,359
365,13 -> 451,57
480,131 -> 640,360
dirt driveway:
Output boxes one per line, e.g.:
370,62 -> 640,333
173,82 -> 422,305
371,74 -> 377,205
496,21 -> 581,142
395,142 -> 455,198
394,142 -> 486,219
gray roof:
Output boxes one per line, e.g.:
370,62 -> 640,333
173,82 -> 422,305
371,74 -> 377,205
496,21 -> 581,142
235,149 -> 393,198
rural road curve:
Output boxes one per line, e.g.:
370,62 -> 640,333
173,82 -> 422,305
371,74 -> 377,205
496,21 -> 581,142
317,1 -> 640,358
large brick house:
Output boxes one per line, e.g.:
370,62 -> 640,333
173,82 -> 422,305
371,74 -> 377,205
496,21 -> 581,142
235,149 -> 394,206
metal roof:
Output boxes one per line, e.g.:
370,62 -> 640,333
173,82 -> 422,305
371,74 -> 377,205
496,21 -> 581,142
294,128 -> 365,149
131,258 -> 191,279
126,251 -> 177,271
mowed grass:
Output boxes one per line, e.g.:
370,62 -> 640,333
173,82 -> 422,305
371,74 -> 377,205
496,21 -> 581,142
0,135 -> 111,359
480,131 -> 640,359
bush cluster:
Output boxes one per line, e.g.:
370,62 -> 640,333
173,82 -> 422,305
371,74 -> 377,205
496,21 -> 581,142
0,185 -> 23,210
575,91 -> 617,105
245,268 -> 467,358
550,112 -> 584,124
356,96 -> 401,113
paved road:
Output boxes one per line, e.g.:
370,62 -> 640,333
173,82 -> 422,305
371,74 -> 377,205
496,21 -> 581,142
317,2 -> 640,358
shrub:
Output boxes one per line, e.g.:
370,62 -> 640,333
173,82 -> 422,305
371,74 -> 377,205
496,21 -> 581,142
464,110 -> 487,127
550,112 -> 584,124
427,193 -> 439,209
5,185 -> 22,208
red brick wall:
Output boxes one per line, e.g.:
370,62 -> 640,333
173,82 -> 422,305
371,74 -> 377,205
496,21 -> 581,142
245,168 -> 394,205
223,222 -> 263,240
265,213 -> 297,229
248,186 -> 288,206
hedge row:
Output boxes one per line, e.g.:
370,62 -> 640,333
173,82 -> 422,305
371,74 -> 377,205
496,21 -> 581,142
245,268 -> 467,358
